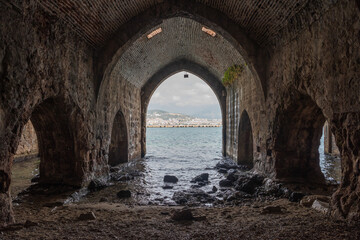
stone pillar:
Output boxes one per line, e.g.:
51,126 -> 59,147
331,113 -> 360,220
324,121 -> 340,157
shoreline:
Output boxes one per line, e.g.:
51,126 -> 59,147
147,125 -> 222,128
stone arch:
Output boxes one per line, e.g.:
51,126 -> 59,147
237,110 -> 254,167
273,92 -> 326,184
141,59 -> 226,157
95,0 -> 267,102
109,110 -> 129,166
29,97 -> 84,186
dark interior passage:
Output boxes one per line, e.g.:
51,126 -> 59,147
109,110 -> 128,166
237,110 -> 253,167
274,93 -> 326,184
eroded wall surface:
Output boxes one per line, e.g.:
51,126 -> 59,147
226,0 -> 360,220
15,121 -> 38,157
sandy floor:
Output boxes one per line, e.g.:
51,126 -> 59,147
4,158 -> 360,240
2,198 -> 359,240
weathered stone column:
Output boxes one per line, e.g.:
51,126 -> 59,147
331,112 -> 360,220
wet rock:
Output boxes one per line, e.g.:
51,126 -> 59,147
261,206 -> 284,214
263,179 -> 280,194
217,168 -> 228,174
300,195 -> 330,208
172,189 -> 215,205
235,174 -> 264,194
226,171 -> 239,182
117,190 -> 131,198
30,174 -> 40,183
289,192 -> 305,202
162,185 -> 173,189
312,200 -> 329,214
164,175 -> 178,183
191,173 -> 209,183
171,208 -> 194,221
111,172 -> 133,182
224,191 -> 251,202
216,159 -> 238,170
110,166 -> 121,173
219,179 -> 234,187
212,186 -> 218,193
88,179 -> 107,191
78,212 -> 96,221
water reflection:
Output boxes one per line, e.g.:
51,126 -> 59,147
319,134 -> 341,183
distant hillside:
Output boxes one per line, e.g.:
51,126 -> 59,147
147,110 -> 194,120
146,109 -> 222,127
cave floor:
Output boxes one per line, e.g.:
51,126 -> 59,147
2,198 -> 359,240
5,158 -> 360,239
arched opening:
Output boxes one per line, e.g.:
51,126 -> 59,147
11,120 -> 39,197
29,97 -> 82,186
140,60 -> 227,158
237,110 -> 253,167
144,72 -> 223,197
274,93 -> 326,184
109,110 -> 128,166
319,121 -> 341,183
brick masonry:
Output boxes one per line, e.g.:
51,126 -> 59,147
0,0 -> 359,224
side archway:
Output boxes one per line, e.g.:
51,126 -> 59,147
30,97 -> 84,186
273,92 -> 326,184
237,110 -> 254,167
141,59 -> 226,157
109,110 -> 128,166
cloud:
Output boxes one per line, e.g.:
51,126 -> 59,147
148,72 -> 221,118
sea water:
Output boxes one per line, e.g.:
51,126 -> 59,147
143,127 -> 341,202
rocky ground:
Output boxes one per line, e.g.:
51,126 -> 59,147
3,158 -> 360,239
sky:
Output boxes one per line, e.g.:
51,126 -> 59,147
148,72 -> 222,119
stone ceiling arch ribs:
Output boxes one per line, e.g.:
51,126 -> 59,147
94,1 -> 267,105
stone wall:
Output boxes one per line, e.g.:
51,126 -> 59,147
0,1 -> 97,223
0,0 -> 144,224
226,0 -> 360,220
14,120 -> 38,157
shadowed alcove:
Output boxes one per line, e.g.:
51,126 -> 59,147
109,110 -> 129,166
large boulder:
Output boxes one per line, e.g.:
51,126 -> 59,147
164,175 -> 179,183
216,159 -> 238,170
219,179 -> 234,187
88,178 -> 108,191
235,174 -> 264,194
117,190 -> 131,198
311,200 -> 329,214
172,189 -> 215,205
190,173 -> 209,183
289,192 -> 305,202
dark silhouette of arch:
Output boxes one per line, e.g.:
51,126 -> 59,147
140,59 -> 226,157
30,97 -> 83,186
273,92 -> 326,184
95,0 -> 267,101
238,110 -> 254,167
109,110 -> 128,166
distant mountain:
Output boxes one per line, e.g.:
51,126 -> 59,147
147,110 -> 194,120
147,109 -> 222,126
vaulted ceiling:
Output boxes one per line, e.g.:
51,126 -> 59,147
38,0 -> 310,47
110,17 -> 245,87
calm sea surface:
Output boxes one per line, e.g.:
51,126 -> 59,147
143,128 -> 341,201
